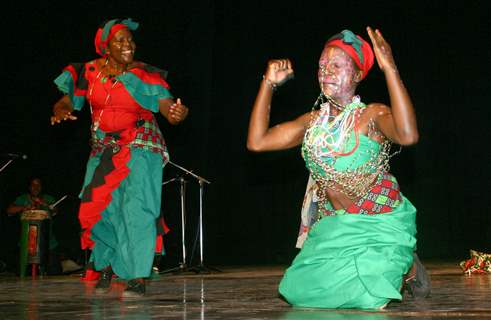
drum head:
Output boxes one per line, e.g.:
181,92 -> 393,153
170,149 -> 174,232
21,209 -> 49,220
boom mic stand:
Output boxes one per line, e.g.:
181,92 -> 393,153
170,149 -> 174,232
0,159 -> 14,174
0,156 -> 26,272
0,153 -> 27,173
159,160 -> 218,274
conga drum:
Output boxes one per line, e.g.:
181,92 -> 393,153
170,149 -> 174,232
19,210 -> 50,277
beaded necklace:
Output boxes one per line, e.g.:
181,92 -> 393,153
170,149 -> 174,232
306,93 -> 364,157
88,59 -> 123,132
303,93 -> 399,201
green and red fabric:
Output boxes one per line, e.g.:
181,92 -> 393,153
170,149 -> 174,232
279,196 -> 416,309
326,29 -> 374,79
54,63 -> 88,110
460,250 -> 491,274
13,193 -> 58,250
322,173 -> 402,217
54,59 -> 173,280
81,148 -> 163,279
94,18 -> 139,57
54,61 -> 172,112
155,216 -> 170,254
285,95 -> 418,309
13,194 -> 56,212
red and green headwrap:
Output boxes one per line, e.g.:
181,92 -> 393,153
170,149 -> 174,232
94,18 -> 139,56
325,30 -> 374,80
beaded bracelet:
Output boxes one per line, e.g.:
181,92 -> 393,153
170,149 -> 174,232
262,75 -> 277,91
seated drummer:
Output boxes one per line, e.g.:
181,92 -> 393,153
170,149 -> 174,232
6,177 -> 61,274
7,177 -> 57,217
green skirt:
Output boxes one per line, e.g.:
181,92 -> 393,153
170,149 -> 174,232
279,196 -> 417,309
83,148 -> 163,280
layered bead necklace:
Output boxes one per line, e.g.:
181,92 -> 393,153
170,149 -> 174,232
88,58 -> 124,132
305,93 -> 365,157
303,93 -> 398,200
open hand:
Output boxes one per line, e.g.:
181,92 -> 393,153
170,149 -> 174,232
51,104 -> 77,125
366,26 -> 397,72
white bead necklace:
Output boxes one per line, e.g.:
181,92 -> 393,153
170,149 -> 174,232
88,60 -> 121,132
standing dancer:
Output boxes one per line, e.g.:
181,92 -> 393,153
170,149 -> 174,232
51,18 -> 188,297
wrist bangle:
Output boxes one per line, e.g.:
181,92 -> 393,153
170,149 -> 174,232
262,75 -> 277,91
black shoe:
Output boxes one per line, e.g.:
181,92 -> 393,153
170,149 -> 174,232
406,253 -> 431,299
95,267 -> 113,294
123,279 -> 145,298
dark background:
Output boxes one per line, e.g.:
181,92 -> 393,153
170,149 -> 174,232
0,1 -> 489,271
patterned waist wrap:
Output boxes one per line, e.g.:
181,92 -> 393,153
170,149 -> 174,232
90,115 -> 169,163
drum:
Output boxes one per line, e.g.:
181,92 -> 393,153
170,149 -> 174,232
20,209 -> 49,221
19,210 -> 51,277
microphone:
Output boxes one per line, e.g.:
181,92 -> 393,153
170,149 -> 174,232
2,153 -> 28,160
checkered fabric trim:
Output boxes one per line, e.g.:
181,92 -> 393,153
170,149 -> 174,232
90,118 -> 169,162
346,173 -> 402,214
132,120 -> 168,155
319,173 -> 402,217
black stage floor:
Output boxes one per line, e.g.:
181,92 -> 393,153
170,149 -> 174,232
0,261 -> 489,319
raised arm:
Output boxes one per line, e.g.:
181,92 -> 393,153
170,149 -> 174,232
366,26 -> 419,145
247,59 -> 310,152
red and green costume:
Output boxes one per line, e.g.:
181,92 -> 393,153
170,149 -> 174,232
279,31 -> 416,309
54,59 -> 172,280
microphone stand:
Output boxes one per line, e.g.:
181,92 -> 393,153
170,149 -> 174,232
0,158 -> 23,272
0,160 -> 14,173
187,178 -> 221,274
159,160 -> 218,274
160,173 -> 188,274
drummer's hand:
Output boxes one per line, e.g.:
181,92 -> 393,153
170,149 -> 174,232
31,197 -> 44,206
264,59 -> 294,87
